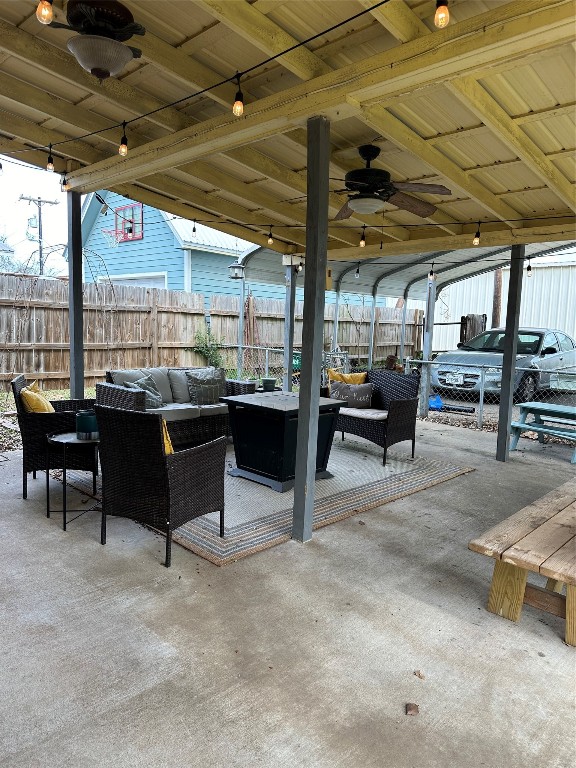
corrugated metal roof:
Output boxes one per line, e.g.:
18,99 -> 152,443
165,214 -> 259,257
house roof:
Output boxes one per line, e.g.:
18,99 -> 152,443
164,214 -> 259,258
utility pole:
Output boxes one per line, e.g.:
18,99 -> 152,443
19,195 -> 59,275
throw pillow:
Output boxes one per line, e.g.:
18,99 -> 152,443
329,381 -> 372,408
125,375 -> 163,408
162,419 -> 174,455
20,380 -> 55,413
347,383 -> 372,408
328,368 -> 367,384
186,369 -> 226,405
329,381 -> 351,403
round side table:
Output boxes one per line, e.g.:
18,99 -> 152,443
46,432 -> 99,531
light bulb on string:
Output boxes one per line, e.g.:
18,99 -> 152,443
232,73 -> 244,117
60,174 -> 69,192
267,226 -> 274,245
428,262 -> 435,280
36,0 -> 53,25
118,122 -> 128,156
526,259 -> 533,278
472,221 -> 481,246
434,1 -> 449,28
46,144 -> 54,172
192,220 -> 197,238
359,225 -> 366,247
355,263 -> 360,279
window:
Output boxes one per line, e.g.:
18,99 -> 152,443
556,333 -> 575,352
542,332 -> 559,353
115,203 -> 143,242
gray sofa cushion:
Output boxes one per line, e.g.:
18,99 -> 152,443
109,369 -> 145,387
197,403 -> 228,417
147,403 -> 201,421
141,367 -> 173,404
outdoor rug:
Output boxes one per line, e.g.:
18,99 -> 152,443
56,436 -> 473,566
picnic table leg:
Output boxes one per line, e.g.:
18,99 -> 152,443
566,586 -> 576,647
487,559 -> 528,622
534,414 -> 545,444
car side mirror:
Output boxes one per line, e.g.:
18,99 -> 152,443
541,346 -> 557,356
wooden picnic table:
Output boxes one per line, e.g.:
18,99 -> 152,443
510,401 -> 576,463
469,479 -> 576,646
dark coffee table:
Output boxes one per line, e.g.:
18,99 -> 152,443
220,391 -> 344,492
46,432 -> 99,530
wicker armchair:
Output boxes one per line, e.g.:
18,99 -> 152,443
11,375 -> 98,499
94,405 -> 227,567
336,370 -> 420,466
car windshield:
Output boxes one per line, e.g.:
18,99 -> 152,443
459,331 -> 542,354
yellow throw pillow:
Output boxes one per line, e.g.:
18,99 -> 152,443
328,369 -> 367,385
162,419 -> 174,455
20,380 -> 55,413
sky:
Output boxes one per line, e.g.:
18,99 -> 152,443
0,155 -> 71,276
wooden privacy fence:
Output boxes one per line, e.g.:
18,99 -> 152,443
0,275 -> 423,390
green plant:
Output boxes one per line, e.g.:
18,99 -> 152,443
192,327 -> 224,367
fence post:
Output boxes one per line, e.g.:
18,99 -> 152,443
150,288 -> 158,366
478,368 -> 485,428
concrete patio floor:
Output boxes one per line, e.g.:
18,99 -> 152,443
0,421 -> 574,768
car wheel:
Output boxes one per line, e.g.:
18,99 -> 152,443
514,374 -> 537,403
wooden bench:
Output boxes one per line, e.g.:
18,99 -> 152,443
468,479 -> 576,645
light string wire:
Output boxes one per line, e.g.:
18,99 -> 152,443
6,0 -> 392,153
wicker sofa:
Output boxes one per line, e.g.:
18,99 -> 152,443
335,369 -> 420,465
96,367 -> 256,448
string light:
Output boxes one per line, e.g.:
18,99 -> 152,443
46,144 -> 54,172
434,1 -> 449,28
526,258 -> 532,277
359,225 -> 366,247
192,219 -> 197,238
60,174 -> 69,192
36,0 -> 53,25
0,162 -> 3,176
355,263 -> 360,278
267,226 -> 274,245
118,122 -> 128,156
428,262 -> 435,280
232,73 -> 244,117
472,221 -> 481,246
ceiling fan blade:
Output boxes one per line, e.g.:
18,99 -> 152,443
333,201 -> 353,221
389,191 -> 437,217
393,182 -> 452,195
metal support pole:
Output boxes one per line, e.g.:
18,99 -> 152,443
332,289 -> 340,351
496,244 -> 524,461
67,190 -> 84,399
283,264 -> 296,391
419,276 -> 436,418
367,289 -> 377,370
293,116 -> 330,543
399,289 -> 409,361
237,276 -> 245,376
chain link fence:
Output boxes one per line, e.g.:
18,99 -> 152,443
218,345 -> 349,388
408,358 -> 576,429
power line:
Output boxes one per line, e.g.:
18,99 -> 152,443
18,195 -> 59,275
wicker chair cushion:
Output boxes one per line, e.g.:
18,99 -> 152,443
146,403 -> 200,421
339,406 -> 388,420
109,369 -> 147,387
126,376 -> 163,408
142,367 -> 173,403
186,369 -> 226,405
20,381 -> 55,413
330,381 -> 372,408
328,368 -> 367,384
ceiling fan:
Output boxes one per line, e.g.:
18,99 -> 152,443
36,0 -> 145,80
333,144 -> 451,221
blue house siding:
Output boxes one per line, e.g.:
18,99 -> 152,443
82,192 -> 392,309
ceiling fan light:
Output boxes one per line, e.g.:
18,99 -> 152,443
347,195 -> 386,214
36,0 -> 53,25
67,35 -> 134,80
